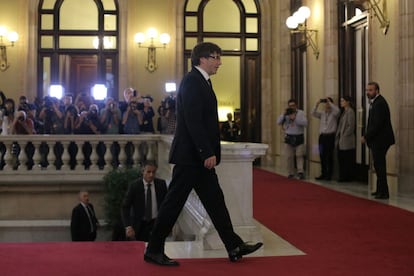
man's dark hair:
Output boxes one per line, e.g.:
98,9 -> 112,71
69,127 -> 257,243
191,42 -> 222,67
142,160 -> 158,169
288,99 -> 297,105
368,81 -> 380,92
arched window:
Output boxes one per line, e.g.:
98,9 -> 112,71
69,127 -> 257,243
184,0 -> 261,142
37,0 -> 119,100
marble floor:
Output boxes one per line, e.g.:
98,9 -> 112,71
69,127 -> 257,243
165,166 -> 414,259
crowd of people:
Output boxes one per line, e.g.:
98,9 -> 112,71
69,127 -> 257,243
0,88 -> 176,137
0,89 -> 177,170
277,81 -> 394,200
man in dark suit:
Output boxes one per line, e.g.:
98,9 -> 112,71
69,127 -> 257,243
144,42 -> 262,266
121,161 -> 167,241
70,190 -> 99,241
362,82 -> 395,199
221,112 -> 240,141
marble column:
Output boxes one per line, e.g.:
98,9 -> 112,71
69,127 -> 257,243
398,0 -> 414,193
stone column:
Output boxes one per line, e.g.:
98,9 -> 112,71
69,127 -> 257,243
398,0 -> 414,193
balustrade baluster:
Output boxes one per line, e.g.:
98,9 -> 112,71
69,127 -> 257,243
31,141 -> 42,171
147,141 -> 155,161
60,141 -> 70,171
47,142 -> 56,170
2,141 -> 13,171
103,141 -> 112,170
118,141 -> 127,168
17,142 -> 28,171
89,141 -> 98,171
133,141 -> 141,167
76,141 -> 84,170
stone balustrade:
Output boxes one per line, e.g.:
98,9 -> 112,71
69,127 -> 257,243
0,134 -> 162,184
0,134 -> 268,247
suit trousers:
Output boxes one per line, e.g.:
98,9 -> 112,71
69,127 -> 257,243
371,147 -> 390,195
318,133 -> 335,178
146,164 -> 243,253
337,148 -> 355,181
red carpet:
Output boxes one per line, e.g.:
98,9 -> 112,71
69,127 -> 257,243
1,168 -> 414,275
253,168 -> 414,276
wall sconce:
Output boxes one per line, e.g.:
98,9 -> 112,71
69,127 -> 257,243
286,6 -> 319,59
134,28 -> 170,72
367,0 -> 390,35
0,26 -> 18,72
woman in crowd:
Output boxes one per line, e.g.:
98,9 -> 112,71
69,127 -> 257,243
335,96 -> 356,182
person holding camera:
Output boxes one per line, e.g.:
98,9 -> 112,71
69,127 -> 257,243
312,97 -> 340,181
0,98 -> 15,136
39,96 -> 64,134
122,98 -> 143,134
140,96 -> 155,133
100,97 -> 121,134
277,99 -> 308,179
157,95 -> 176,134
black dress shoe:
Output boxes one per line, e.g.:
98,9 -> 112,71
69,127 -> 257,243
371,191 -> 378,196
144,252 -> 179,266
315,175 -> 325,180
375,194 -> 389,199
228,242 -> 263,262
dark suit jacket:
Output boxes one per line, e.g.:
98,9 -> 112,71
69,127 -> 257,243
169,67 -> 221,166
221,120 -> 239,141
365,95 -> 395,150
70,203 -> 98,241
121,177 -> 168,233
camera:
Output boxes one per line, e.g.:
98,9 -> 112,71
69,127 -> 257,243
320,99 -> 327,103
285,107 -> 296,116
43,96 -> 54,110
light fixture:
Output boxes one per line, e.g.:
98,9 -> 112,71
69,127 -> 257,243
48,85 -> 64,99
165,82 -> 176,93
134,28 -> 170,72
286,6 -> 319,59
91,84 -> 107,100
367,0 -> 390,35
0,26 -> 18,72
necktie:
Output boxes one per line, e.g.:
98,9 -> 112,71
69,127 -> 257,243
145,183 -> 152,221
85,205 -> 94,232
207,78 -> 212,88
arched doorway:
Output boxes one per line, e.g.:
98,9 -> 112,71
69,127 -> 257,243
37,0 -> 119,101
183,0 -> 261,142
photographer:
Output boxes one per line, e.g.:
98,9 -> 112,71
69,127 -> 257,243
277,99 -> 308,179
1,98 -> 15,136
75,104 -> 103,135
100,97 -> 121,134
74,104 -> 105,169
39,96 -> 64,134
12,110 -> 36,135
157,95 -> 176,134
140,96 -> 155,133
122,98 -> 143,134
312,97 -> 340,181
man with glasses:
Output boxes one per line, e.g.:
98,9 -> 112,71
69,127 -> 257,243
277,99 -> 308,179
143,42 -> 262,266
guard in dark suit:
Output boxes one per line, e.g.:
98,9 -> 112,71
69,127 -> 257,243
362,82 -> 395,199
144,42 -> 262,267
121,161 -> 167,241
70,190 -> 99,241
221,112 -> 240,141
